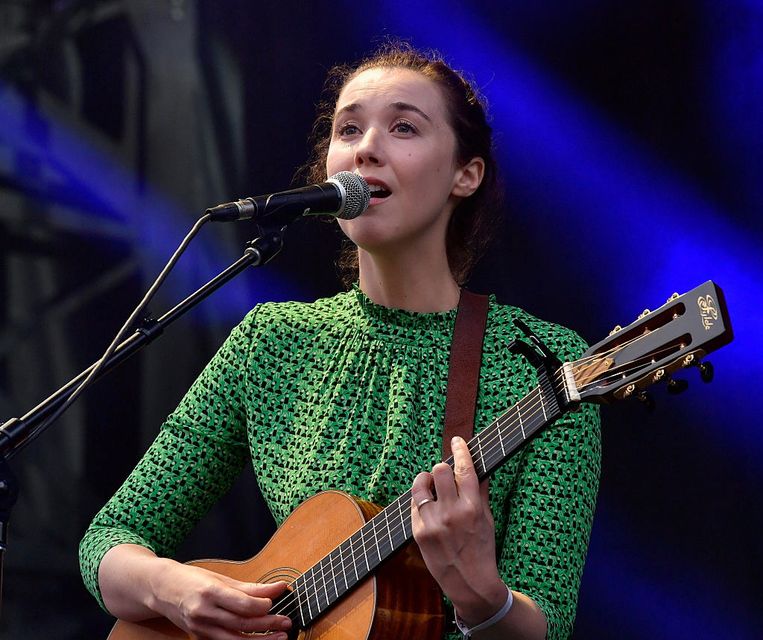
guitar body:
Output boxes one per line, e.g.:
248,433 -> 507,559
108,491 -> 445,640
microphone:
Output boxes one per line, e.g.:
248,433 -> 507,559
206,171 -> 370,224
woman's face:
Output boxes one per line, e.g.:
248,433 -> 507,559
327,67 -> 474,256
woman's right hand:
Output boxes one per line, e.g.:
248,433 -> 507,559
151,562 -> 292,639
99,544 -> 292,640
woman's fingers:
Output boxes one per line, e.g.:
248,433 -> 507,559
215,609 -> 292,635
450,436 -> 480,496
411,471 -> 435,510
159,566 -> 292,640
411,437 -> 483,516
209,580 -> 292,629
215,578 -> 288,610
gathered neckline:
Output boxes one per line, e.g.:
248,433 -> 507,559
350,283 -> 459,333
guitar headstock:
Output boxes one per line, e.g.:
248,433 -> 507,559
565,281 -> 733,405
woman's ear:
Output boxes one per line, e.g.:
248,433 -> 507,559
452,157 -> 486,198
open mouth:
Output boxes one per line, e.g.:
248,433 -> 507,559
368,184 -> 392,200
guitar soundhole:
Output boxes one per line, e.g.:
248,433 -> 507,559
260,567 -> 308,640
259,566 -> 301,583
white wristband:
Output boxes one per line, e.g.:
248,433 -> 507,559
454,584 -> 513,638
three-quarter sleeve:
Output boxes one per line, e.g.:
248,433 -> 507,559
493,321 -> 601,639
78,308 -> 259,610
498,401 -> 601,639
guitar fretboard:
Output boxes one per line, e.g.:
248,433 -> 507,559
277,368 -> 564,628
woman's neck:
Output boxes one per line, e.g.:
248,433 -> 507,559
357,248 -> 461,313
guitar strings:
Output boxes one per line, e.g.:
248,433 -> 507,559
268,380 -> 558,622
268,388 -> 548,623
563,328 -> 692,392
560,342 -> 689,394
268,340 -> 681,622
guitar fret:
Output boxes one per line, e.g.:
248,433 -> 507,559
350,532 -> 360,582
475,436 -> 486,474
328,550 -> 339,600
539,387 -> 548,421
293,578 -> 307,626
338,540 -> 348,592
385,511 -> 394,551
304,567 -> 316,621
479,422 -> 503,478
370,519 -> 381,565
359,527 -> 370,572
517,403 -> 527,439
318,557 -> 329,609
398,499 -> 408,540
498,418 -> 507,457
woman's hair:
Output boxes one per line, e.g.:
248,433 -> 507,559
300,40 -> 503,287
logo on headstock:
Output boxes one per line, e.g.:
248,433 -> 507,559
698,295 -> 718,330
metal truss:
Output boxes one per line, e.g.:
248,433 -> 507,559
0,0 -> 145,358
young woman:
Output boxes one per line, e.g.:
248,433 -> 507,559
80,43 -> 600,640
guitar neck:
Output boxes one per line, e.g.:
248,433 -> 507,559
288,368 -> 564,628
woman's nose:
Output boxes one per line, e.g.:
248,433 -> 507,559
354,128 -> 384,167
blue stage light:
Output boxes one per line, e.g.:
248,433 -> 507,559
0,81 -> 300,322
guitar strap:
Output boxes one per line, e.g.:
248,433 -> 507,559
442,289 -> 489,465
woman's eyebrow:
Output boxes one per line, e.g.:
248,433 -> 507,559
333,102 -> 432,122
334,103 -> 360,120
389,101 -> 431,122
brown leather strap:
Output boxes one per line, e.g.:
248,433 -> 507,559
442,289 -> 489,461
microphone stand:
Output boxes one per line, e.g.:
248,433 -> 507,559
0,228 -> 286,617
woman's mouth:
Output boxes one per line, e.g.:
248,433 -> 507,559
367,183 -> 392,204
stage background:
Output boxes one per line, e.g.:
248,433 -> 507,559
1,1 -> 761,638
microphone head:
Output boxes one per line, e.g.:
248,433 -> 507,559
328,171 -> 370,219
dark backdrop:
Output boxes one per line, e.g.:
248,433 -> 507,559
1,1 -> 761,638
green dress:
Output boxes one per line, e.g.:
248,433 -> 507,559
79,287 -> 601,640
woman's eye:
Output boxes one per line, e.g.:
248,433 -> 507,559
337,124 -> 360,136
393,121 -> 416,134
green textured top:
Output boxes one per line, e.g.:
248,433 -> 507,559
79,287 -> 600,640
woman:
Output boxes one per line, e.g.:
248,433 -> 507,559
80,43 -> 600,640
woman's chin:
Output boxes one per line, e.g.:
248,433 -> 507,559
338,216 -> 397,248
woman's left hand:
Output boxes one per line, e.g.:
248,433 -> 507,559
411,435 -> 509,626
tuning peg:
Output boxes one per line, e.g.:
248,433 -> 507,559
666,292 -> 680,303
698,360 -> 714,383
666,377 -> 689,395
636,390 -> 655,412
637,308 -> 651,320
609,324 -> 622,336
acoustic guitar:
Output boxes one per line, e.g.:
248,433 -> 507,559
108,280 -> 732,640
